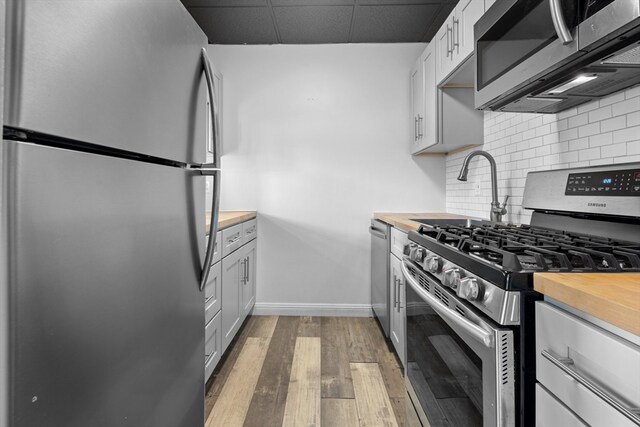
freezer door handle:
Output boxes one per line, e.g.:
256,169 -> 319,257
199,48 -> 222,291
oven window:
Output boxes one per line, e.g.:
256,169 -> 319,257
477,0 -> 579,90
406,286 -> 483,426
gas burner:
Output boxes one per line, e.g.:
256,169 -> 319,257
417,223 -> 640,273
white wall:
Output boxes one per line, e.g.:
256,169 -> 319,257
208,44 -> 446,315
446,86 -> 640,224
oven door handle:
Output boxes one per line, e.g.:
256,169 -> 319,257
401,259 -> 495,348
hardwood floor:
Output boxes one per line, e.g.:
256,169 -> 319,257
205,316 -> 420,427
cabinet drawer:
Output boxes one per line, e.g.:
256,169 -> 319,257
535,384 -> 587,427
243,218 -> 257,244
536,302 -> 640,427
205,231 -> 222,266
221,223 -> 243,257
390,227 -> 408,259
205,261 -> 222,324
205,311 -> 222,381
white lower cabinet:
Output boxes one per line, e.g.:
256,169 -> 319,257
536,384 -> 587,427
205,311 -> 222,381
535,301 -> 640,427
389,252 -> 406,367
242,239 -> 257,316
221,245 -> 244,353
205,216 -> 257,382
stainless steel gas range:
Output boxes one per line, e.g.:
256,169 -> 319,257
401,163 -> 640,427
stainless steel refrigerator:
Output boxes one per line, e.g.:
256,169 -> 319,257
1,1 -> 222,426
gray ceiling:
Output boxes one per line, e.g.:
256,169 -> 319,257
181,0 -> 457,44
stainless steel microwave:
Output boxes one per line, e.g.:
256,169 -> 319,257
475,0 -> 640,113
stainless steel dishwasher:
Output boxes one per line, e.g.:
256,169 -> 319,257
370,219 -> 390,337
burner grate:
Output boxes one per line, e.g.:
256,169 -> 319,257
417,223 -> 640,273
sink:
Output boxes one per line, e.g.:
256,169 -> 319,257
409,218 -> 488,228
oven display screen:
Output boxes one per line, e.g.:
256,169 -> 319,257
565,168 -> 640,196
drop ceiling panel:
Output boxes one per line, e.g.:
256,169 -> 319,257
358,0 -> 451,4
351,4 -> 441,43
187,7 -> 278,44
181,0 -> 458,44
271,0 -> 355,5
273,6 -> 353,44
182,0 -> 267,7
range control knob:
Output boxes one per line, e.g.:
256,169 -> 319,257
458,277 -> 484,301
443,268 -> 462,289
403,243 -> 415,257
426,256 -> 442,274
411,247 -> 426,263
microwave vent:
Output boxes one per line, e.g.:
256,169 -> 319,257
601,45 -> 640,66
499,97 -> 563,112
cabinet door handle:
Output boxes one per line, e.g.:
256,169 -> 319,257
446,24 -> 452,57
245,256 -> 249,283
541,350 -> 640,424
414,116 -> 418,141
393,275 -> 398,309
452,17 -> 460,52
240,259 -> 246,284
418,115 -> 423,139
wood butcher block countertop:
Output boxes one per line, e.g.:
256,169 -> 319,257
535,273 -> 640,336
373,212 -> 474,232
205,211 -> 256,234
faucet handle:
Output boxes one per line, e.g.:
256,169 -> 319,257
500,195 -> 510,214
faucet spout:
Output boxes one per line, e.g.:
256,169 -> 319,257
457,150 -> 508,222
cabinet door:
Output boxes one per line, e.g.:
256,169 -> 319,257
454,0 -> 484,62
242,239 -> 257,317
422,44 -> 438,151
205,311 -> 222,382
221,247 -> 243,353
389,255 -> 406,367
435,10 -> 456,84
410,56 -> 424,150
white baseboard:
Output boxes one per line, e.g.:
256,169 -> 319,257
252,302 -> 373,317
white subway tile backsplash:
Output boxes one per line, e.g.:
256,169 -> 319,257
578,122 -> 600,138
600,115 -> 626,132
446,86 -> 639,224
612,97 -> 640,116
568,112 -> 588,128
627,111 -> 640,127
579,147 -> 600,161
588,132 -> 612,147
613,126 -> 640,144
588,105 -> 612,123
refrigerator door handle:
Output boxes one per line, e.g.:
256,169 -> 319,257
199,48 -> 222,291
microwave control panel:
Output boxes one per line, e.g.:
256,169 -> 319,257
565,168 -> 640,196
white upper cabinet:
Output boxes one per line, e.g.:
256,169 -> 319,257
411,0 -> 486,154
411,44 -> 437,154
436,0 -> 485,84
410,54 -> 425,151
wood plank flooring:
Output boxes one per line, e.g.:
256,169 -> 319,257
205,316 -> 416,427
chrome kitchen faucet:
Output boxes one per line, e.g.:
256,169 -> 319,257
457,150 -> 509,222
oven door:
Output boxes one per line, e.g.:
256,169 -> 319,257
475,0 -> 585,110
401,259 -> 515,427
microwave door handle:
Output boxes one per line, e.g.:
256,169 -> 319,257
550,0 -> 573,44
199,48 -> 222,291
401,259 -> 494,348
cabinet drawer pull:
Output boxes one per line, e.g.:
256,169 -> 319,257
541,350 -> 640,424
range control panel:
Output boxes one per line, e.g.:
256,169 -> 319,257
565,168 -> 640,196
